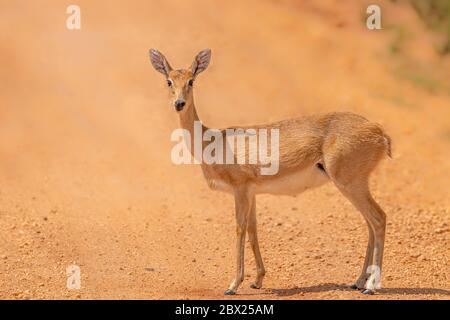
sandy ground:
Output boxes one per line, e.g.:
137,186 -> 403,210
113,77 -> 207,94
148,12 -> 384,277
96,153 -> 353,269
0,0 -> 449,300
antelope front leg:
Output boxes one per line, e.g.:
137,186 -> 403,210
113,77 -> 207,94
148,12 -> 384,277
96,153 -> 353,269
247,196 -> 265,289
224,187 -> 252,295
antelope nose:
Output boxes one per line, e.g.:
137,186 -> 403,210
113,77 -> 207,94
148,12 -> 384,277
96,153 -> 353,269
175,100 -> 185,111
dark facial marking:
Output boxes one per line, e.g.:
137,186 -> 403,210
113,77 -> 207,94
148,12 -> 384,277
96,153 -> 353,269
316,163 -> 327,174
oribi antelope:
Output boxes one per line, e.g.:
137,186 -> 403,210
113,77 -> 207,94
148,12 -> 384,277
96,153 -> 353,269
149,49 -> 391,295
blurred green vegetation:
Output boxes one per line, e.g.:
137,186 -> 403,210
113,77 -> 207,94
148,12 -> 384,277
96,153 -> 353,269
373,93 -> 418,109
383,1 -> 450,95
404,72 -> 440,92
388,25 -> 409,54
409,0 -> 450,54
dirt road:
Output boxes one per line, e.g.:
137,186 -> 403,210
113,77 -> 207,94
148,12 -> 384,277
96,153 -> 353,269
0,0 -> 449,299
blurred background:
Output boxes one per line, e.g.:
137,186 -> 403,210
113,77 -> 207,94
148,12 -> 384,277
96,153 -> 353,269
0,0 -> 449,299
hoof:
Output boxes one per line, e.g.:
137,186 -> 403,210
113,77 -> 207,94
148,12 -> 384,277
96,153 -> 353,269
361,289 -> 375,295
250,283 -> 261,289
350,284 -> 359,290
224,289 -> 236,296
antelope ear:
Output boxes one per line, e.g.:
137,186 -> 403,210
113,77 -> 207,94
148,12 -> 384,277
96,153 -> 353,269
149,49 -> 172,76
191,49 -> 211,77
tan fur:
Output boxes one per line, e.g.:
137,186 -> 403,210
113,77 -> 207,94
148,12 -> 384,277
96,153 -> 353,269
150,49 -> 391,295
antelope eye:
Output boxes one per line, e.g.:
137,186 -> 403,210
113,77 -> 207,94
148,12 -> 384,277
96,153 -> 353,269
167,80 -> 173,87
188,79 -> 194,87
